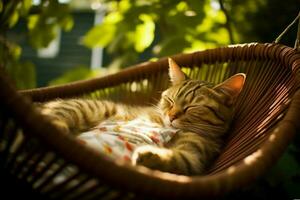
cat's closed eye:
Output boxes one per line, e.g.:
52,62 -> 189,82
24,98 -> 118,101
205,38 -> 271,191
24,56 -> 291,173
183,106 -> 193,113
163,96 -> 174,106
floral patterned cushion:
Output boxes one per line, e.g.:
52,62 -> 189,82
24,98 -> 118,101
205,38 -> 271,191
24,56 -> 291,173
77,118 -> 178,163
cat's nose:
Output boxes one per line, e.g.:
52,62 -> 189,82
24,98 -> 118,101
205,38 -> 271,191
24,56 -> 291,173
168,107 -> 182,122
168,112 -> 180,122
169,114 -> 176,122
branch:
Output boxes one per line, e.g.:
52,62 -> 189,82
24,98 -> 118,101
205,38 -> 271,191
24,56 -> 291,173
218,0 -> 234,44
275,11 -> 300,45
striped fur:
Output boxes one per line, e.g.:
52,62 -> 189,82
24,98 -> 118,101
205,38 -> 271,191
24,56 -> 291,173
39,58 -> 245,175
39,100 -> 158,134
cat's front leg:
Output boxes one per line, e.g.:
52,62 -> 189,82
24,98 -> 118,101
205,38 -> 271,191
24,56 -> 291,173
132,145 -> 175,173
132,145 -> 201,175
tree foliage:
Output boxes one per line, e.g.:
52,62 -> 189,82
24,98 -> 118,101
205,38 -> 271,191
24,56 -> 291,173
82,0 -> 299,69
82,0 -> 231,68
0,0 -> 73,89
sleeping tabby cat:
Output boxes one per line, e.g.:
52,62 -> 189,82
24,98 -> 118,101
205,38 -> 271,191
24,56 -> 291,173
39,58 -> 246,175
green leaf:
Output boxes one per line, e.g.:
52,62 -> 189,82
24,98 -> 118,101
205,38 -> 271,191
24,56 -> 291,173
8,10 -> 19,28
82,23 -> 116,48
206,28 -> 230,44
134,14 -> 155,52
60,15 -> 74,31
104,12 -> 123,24
176,1 -> 188,12
82,9 -> 123,49
20,0 -> 32,16
119,0 -> 131,12
10,44 -> 22,60
27,14 -> 39,30
29,24 -> 57,48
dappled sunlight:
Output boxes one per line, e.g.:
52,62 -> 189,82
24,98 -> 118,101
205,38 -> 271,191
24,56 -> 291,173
134,164 -> 192,183
268,133 -> 276,142
226,166 -> 236,174
256,83 -> 290,134
127,148 -> 192,183
244,150 -> 262,165
130,82 -> 138,92
228,42 -> 258,48
154,171 -> 192,183
130,80 -> 149,93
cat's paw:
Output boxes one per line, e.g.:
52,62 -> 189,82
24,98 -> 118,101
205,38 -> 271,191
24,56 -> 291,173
132,145 -> 173,171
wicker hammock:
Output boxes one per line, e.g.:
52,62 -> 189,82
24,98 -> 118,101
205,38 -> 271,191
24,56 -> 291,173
1,43 -> 300,199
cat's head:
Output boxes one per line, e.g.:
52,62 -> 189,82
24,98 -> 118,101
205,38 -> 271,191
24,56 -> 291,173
159,58 -> 246,136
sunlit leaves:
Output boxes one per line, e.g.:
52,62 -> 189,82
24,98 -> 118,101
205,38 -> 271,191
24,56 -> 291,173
183,38 -> 217,53
26,1 -> 73,48
1,0 -> 73,49
83,23 -> 116,48
82,12 -> 122,48
20,0 -> 32,15
9,44 -> 22,60
27,14 -> 39,30
176,1 -> 189,12
1,0 -> 32,28
104,12 -> 124,24
82,0 -> 231,68
118,0 -> 131,12
82,0 -> 201,67
206,28 -> 229,44
134,14 -> 155,52
29,23 -> 57,48
8,10 -> 19,28
0,0 -> 74,89
60,15 -> 74,31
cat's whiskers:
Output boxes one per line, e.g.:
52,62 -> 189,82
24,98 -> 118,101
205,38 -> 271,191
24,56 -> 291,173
148,102 -> 159,107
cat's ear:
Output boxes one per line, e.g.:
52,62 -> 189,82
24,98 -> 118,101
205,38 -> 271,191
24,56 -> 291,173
214,73 -> 246,105
168,58 -> 187,85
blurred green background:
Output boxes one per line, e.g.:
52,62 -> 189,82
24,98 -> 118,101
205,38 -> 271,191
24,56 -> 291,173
0,0 -> 299,199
